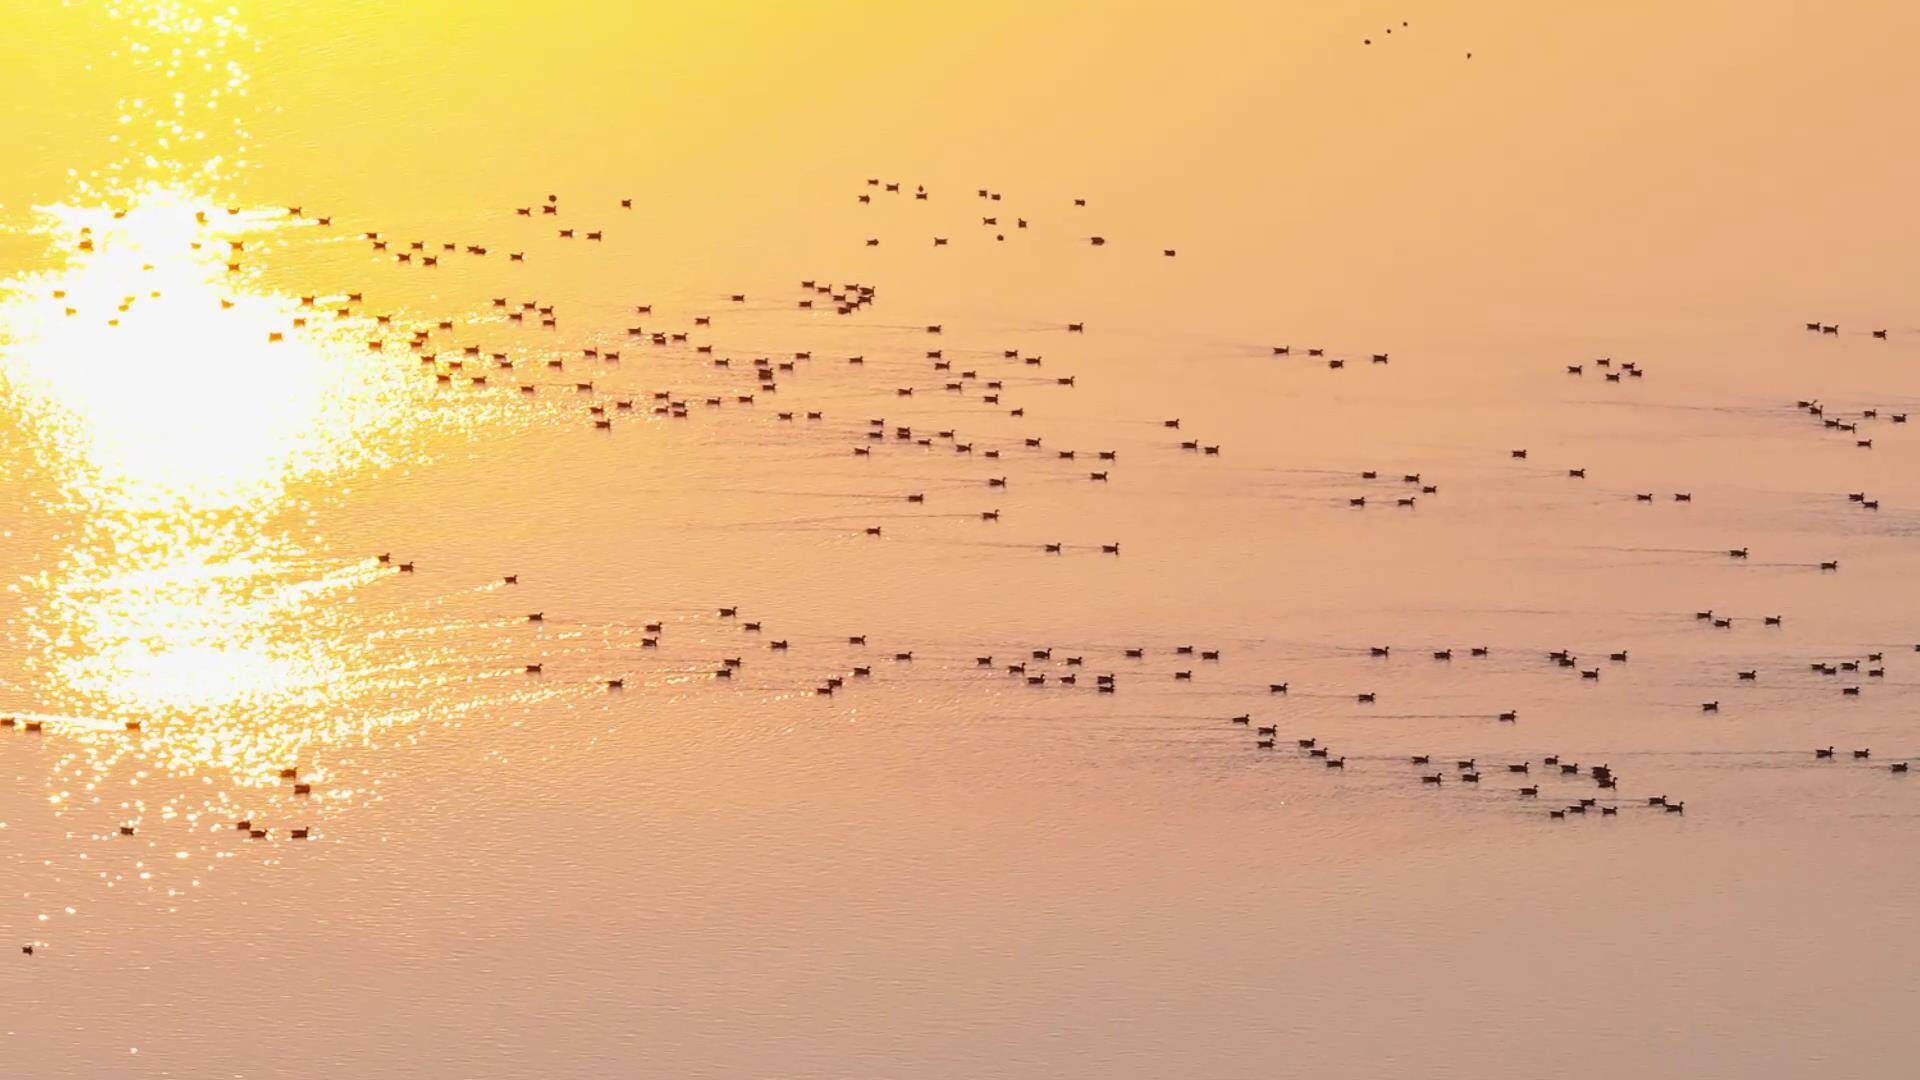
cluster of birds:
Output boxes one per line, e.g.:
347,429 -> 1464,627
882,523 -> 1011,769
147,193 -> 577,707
1360,18 -> 1472,58
1803,321 -> 1902,340
1563,357 -> 1648,382
1791,396 -> 1907,450
853,178 -> 1181,257
42,182 -> 1920,715
12,168 -> 1918,965
1246,734 -> 1681,820
1,718 -> 317,840
86,563 -> 1896,828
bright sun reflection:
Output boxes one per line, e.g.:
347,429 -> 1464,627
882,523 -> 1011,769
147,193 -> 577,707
1,185 -> 398,510
0,179 -> 505,794
1,1 -> 573,933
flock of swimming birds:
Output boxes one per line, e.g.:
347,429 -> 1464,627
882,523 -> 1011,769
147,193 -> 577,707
8,150 -> 1918,957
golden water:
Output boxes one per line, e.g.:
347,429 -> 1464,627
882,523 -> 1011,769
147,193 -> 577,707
3,3 -> 1917,1077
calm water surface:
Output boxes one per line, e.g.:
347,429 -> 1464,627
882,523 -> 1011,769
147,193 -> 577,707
2,3 -> 1917,1078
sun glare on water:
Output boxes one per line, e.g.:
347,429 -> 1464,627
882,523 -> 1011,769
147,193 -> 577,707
1,186 -> 408,510
0,4 -> 562,879
0,178 -> 524,829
